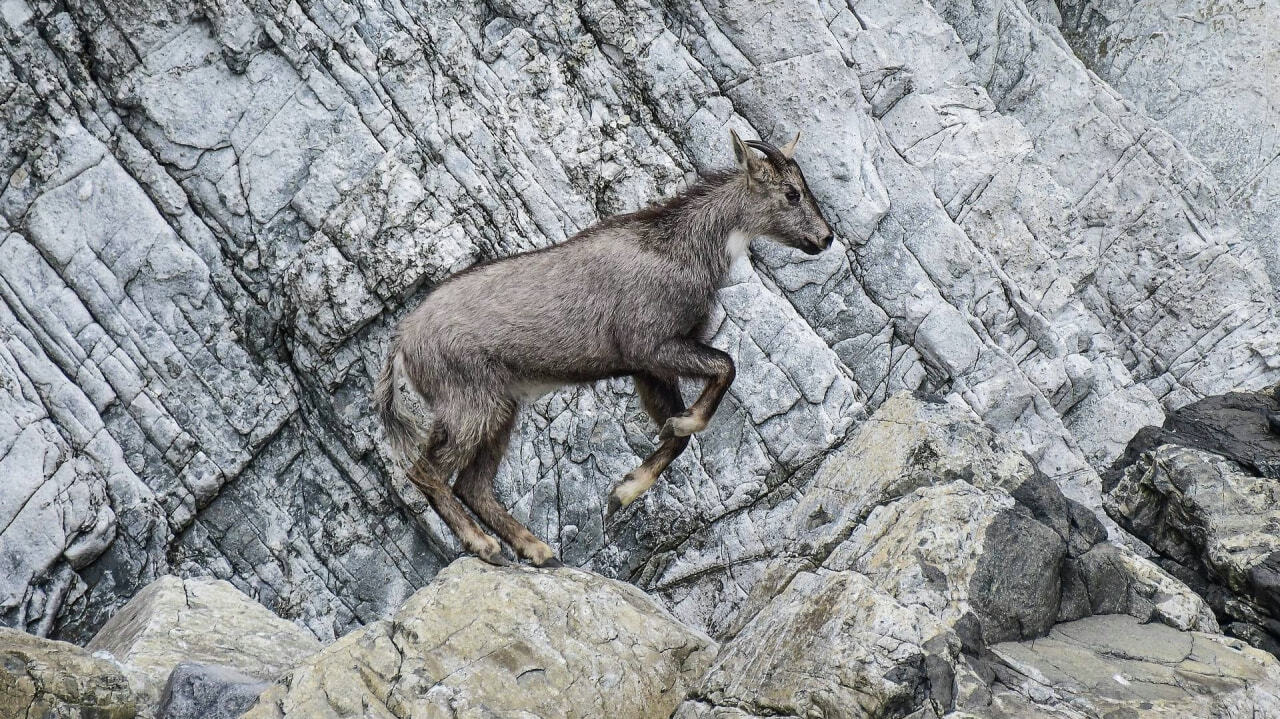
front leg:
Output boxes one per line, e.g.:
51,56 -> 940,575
651,340 -> 736,441
608,373 -> 691,519
607,341 -> 735,519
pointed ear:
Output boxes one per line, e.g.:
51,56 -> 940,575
730,128 -> 751,173
730,128 -> 767,186
781,131 -> 801,159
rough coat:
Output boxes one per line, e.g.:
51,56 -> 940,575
376,132 -> 834,565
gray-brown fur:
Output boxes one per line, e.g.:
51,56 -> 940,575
374,130 -> 834,566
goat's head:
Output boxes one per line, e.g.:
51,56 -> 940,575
730,129 -> 835,255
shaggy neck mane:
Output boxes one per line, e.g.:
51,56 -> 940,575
604,170 -> 751,277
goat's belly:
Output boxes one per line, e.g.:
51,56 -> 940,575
513,380 -> 562,402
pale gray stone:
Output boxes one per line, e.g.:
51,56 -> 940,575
974,615 -> 1280,718
0,0 -> 1276,663
86,576 -> 320,712
242,558 -> 716,719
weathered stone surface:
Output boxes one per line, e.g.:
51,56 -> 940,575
243,558 -> 716,719
157,663 -> 271,719
675,569 -> 956,719
1,0 -> 1277,656
675,395 -> 1219,718
86,576 -> 320,710
1108,443 -> 1280,655
1109,387 -> 1280,482
1048,0 -> 1280,303
0,626 -> 137,718
968,614 -> 1280,718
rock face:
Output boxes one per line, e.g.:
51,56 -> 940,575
86,576 -> 321,711
1047,0 -> 1280,302
242,558 -> 716,718
0,626 -> 137,718
2,0 -> 1278,648
157,663 -> 272,719
1106,388 -> 1280,656
977,614 -> 1280,718
674,394 -> 1229,718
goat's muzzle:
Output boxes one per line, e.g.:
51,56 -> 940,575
804,232 -> 835,254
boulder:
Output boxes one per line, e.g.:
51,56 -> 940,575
157,662 -> 272,719
86,576 -> 320,711
677,394 -> 1220,717
965,614 -> 1280,717
1107,389 -> 1280,483
736,394 -> 1215,642
242,558 -> 715,718
674,570 -> 956,718
0,626 -> 137,718
1108,444 -> 1280,654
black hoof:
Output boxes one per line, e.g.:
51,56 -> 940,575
477,551 -> 514,567
1267,411 -> 1280,436
535,556 -> 565,569
606,495 -> 623,521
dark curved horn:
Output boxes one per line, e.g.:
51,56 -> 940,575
743,139 -> 788,168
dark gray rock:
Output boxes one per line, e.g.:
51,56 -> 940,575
157,663 -> 270,719
1106,387 -> 1280,486
1107,440 -> 1280,655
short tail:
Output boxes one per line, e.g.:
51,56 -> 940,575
374,348 -> 425,459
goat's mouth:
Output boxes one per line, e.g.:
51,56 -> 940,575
801,234 -> 834,255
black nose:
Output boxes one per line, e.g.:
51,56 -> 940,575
820,233 -> 834,250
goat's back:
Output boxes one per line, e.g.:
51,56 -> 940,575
393,225 -> 711,393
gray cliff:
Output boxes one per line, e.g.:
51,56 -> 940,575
1,0 -> 1277,658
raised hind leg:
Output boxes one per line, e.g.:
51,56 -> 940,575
607,373 -> 692,519
406,424 -> 508,565
453,412 -> 562,568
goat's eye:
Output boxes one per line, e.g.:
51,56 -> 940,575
785,188 -> 800,205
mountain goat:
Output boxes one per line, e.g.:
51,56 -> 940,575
376,130 -> 835,567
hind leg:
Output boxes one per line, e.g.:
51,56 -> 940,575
454,412 -> 562,568
607,373 -> 691,519
406,425 -> 508,566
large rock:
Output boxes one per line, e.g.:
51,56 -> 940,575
675,570 -> 957,718
965,614 -> 1280,717
157,663 -> 272,719
1108,444 -> 1280,655
242,558 -> 716,719
86,576 -> 320,711
0,626 -> 137,718
1108,388 -> 1280,481
1,0 -> 1277,646
675,394 -> 1219,717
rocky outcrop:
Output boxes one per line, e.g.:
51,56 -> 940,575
1109,388 -> 1280,481
674,394 -> 1226,717
242,558 -> 716,718
7,393 -> 1280,718
1106,389 -> 1280,656
2,0 -> 1278,647
86,576 -> 320,712
0,626 -> 137,718
971,614 -> 1280,718
157,663 -> 272,719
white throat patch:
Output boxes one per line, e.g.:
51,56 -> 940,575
725,229 -> 753,261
